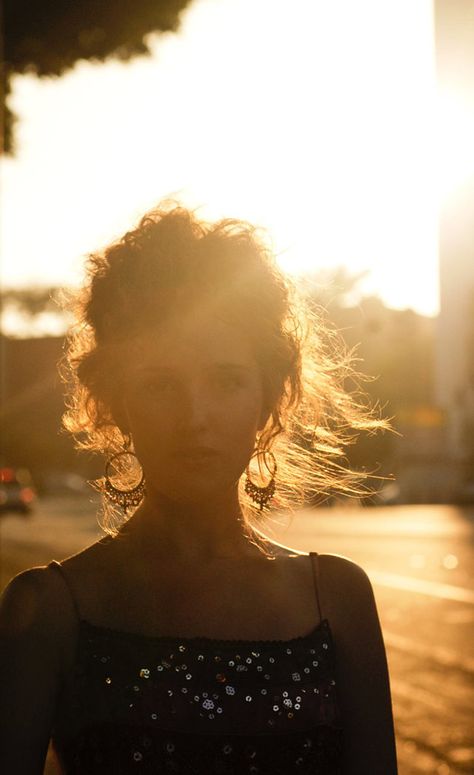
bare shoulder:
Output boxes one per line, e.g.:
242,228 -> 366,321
315,552 -> 376,624
52,533 -> 132,621
313,553 -> 398,773
0,536 -> 117,638
0,564 -> 69,640
317,551 -> 372,584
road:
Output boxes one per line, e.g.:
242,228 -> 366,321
1,496 -> 473,775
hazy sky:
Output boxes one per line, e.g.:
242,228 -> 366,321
2,0 -> 470,318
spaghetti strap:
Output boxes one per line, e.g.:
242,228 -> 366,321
48,560 -> 82,622
309,552 -> 324,623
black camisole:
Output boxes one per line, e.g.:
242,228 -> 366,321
48,552 -> 343,774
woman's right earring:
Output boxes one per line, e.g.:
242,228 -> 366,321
103,435 -> 146,514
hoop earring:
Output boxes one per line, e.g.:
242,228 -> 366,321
245,449 -> 277,511
103,434 -> 146,514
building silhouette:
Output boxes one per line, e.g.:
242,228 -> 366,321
435,0 -> 474,495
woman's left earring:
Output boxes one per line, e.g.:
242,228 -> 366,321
245,449 -> 277,511
103,435 -> 146,514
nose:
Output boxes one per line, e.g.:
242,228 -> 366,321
178,382 -> 213,433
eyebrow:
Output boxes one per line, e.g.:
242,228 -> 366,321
136,362 -> 253,375
211,363 -> 253,372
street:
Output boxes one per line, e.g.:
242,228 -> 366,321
1,497 -> 473,775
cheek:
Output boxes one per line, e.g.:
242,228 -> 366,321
125,390 -> 263,487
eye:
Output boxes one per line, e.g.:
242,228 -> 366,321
214,373 -> 243,390
143,376 -> 174,393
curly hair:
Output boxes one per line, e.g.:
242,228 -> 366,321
60,200 -> 389,555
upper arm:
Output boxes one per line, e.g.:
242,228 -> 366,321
320,554 -> 398,775
0,567 -> 71,774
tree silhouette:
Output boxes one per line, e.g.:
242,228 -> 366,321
2,0 -> 192,154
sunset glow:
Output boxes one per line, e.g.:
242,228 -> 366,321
0,0 -> 450,320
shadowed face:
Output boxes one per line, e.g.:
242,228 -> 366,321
117,309 -> 267,505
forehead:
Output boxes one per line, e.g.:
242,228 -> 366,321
126,310 -> 258,370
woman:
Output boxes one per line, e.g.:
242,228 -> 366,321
0,202 -> 398,774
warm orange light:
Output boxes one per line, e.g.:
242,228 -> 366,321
436,90 -> 474,201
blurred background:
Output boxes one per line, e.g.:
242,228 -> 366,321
1,1 -> 473,773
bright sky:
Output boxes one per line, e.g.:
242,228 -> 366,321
1,0 -> 472,322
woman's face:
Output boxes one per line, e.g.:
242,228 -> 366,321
118,309 -> 268,504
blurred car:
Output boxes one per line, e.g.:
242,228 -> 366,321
0,467 -> 37,515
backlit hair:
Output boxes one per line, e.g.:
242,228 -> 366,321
61,200 -> 388,555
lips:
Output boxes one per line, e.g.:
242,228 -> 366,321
178,447 -> 220,460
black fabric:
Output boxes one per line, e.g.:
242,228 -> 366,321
49,557 -> 343,774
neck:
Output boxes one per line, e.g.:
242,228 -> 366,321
120,486 -> 263,562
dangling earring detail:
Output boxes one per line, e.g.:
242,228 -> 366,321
103,433 -> 146,514
245,449 -> 277,511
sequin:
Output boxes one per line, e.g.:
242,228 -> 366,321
51,608 -> 343,774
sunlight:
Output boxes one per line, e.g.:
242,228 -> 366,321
435,90 -> 474,199
1,0 -> 441,320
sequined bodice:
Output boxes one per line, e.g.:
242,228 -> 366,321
49,558 -> 343,774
